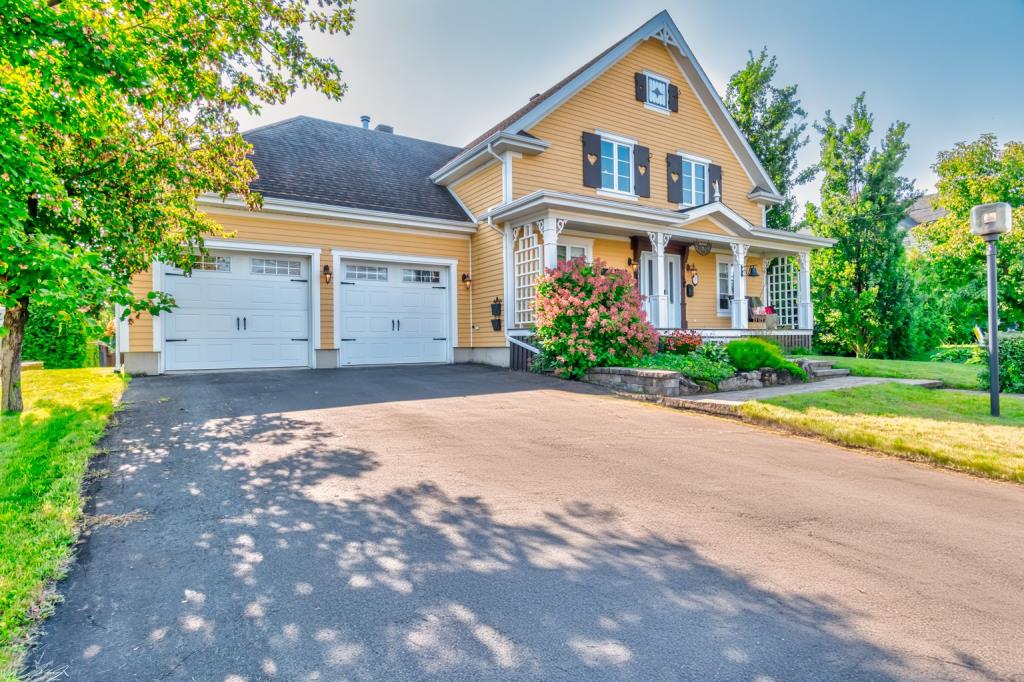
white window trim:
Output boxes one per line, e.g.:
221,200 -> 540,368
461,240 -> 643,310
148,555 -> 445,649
331,249 -> 458,362
715,254 -> 734,317
595,130 -> 636,197
555,236 -> 594,263
642,70 -> 672,114
678,152 -> 712,208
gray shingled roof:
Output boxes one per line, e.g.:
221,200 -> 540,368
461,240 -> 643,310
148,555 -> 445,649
905,193 -> 947,226
243,116 -> 469,222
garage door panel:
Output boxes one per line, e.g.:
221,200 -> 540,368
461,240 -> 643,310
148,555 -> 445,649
162,250 -> 311,371
338,259 -> 451,366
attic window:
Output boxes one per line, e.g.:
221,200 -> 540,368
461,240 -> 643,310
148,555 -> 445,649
645,74 -> 670,111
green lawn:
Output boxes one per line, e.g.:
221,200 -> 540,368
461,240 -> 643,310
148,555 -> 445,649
0,368 -> 126,679
741,383 -> 1024,482
804,355 -> 983,389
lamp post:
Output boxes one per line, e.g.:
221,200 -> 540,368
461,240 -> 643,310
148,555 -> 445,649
969,202 -> 1013,417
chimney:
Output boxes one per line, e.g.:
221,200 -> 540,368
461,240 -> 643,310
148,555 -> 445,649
374,123 -> 394,134
360,115 -> 370,129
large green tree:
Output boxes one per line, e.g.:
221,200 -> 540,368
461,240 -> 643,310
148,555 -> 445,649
910,135 -> 1024,342
725,48 -> 813,230
806,94 -> 916,358
0,0 -> 355,412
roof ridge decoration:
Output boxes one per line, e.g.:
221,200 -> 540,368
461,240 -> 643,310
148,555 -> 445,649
434,11 -> 782,200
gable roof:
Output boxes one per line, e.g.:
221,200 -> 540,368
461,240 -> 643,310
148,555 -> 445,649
438,11 -> 782,200
243,116 -> 469,222
904,193 -> 946,226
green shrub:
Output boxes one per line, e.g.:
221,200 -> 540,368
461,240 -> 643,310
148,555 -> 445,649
931,344 -> 987,365
726,337 -> 808,381
694,341 -> 730,364
21,309 -> 95,369
787,346 -> 812,356
980,335 -> 1024,394
636,352 -> 736,385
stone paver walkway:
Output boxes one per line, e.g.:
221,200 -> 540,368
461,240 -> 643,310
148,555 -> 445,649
686,376 -> 941,407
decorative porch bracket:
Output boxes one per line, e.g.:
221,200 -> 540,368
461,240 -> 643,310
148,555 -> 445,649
729,242 -> 750,329
797,251 -> 813,330
647,231 -> 672,328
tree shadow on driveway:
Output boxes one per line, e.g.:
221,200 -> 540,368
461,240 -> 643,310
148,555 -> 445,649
26,371 -> 918,681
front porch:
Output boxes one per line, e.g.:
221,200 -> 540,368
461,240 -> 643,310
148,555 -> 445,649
487,190 -> 829,349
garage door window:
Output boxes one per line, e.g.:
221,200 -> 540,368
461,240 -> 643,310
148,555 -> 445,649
192,255 -> 231,272
345,264 -> 388,281
251,258 -> 301,276
402,268 -> 441,284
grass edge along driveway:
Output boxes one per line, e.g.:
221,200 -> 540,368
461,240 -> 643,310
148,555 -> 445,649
741,383 -> 1024,483
0,368 -> 126,680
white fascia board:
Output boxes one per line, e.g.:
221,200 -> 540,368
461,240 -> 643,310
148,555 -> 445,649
748,187 -> 785,205
199,194 -> 478,234
484,190 -> 689,228
429,132 -> 549,186
748,227 -> 836,248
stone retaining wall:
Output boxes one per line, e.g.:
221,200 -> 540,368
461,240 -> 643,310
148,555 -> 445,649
586,366 -> 798,397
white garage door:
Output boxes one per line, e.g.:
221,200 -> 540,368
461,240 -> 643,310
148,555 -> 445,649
162,251 -> 311,371
337,260 -> 451,366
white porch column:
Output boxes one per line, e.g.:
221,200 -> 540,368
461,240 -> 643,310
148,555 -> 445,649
797,251 -> 813,330
647,231 -> 671,328
540,217 -> 566,271
730,242 -> 750,329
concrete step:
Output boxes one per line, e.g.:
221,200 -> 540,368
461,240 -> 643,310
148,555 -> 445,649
806,361 -> 835,370
812,368 -> 852,379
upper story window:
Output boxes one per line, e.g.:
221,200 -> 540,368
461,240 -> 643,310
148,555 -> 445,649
681,155 -> 709,207
600,136 -> 633,194
644,74 -> 670,111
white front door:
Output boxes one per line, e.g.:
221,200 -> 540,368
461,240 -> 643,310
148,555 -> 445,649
640,252 -> 682,328
162,251 -> 311,371
337,260 -> 450,366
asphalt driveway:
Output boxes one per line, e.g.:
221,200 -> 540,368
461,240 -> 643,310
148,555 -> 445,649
29,365 -> 1024,680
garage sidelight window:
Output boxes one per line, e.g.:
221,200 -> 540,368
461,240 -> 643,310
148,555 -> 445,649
251,258 -> 301,276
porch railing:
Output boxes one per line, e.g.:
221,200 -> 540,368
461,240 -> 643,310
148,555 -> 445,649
507,334 -> 539,372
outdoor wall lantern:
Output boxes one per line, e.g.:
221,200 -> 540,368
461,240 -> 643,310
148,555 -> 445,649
970,201 -> 1013,417
747,265 -> 760,277
490,297 -> 502,318
321,264 -> 332,284
461,273 -> 473,289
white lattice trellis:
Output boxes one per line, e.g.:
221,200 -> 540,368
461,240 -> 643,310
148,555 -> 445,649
513,224 -> 542,326
767,257 -> 799,329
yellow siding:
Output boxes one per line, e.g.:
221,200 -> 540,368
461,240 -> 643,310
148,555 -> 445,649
513,38 -> 763,227
450,162 -> 503,217
686,251 -> 767,329
592,238 -> 631,268
128,269 -> 154,351
128,213 -> 475,353
469,225 -> 506,347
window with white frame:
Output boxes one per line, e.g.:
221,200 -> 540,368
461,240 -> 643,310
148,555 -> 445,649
402,268 -> 441,284
513,224 -> 542,326
600,137 -> 633,194
681,155 -> 708,207
191,254 -> 231,272
556,237 -> 592,263
716,258 -> 734,316
767,257 -> 799,328
644,73 -> 670,111
251,258 -> 301,276
345,264 -> 388,281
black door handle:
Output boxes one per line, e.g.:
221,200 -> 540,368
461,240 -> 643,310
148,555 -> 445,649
392,319 -> 395,331
397,320 -> 400,332
236,317 -> 240,330
243,317 -> 247,330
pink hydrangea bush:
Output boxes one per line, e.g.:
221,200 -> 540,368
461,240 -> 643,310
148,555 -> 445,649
534,258 -> 659,378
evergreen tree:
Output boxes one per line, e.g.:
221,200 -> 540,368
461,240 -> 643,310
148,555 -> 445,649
725,48 -> 813,230
806,94 -> 916,358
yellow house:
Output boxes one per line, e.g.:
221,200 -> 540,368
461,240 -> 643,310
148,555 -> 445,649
119,11 -> 833,374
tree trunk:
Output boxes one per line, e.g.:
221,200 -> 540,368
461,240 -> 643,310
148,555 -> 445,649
1,300 -> 29,413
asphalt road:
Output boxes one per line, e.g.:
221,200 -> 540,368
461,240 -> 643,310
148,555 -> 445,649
28,365 -> 1024,680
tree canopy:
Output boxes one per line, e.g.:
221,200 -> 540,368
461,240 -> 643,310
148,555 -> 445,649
725,48 -> 813,230
805,94 -> 917,358
0,0 -> 355,411
910,135 -> 1024,342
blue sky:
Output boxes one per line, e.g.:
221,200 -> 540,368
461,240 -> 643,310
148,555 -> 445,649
236,0 -> 1024,214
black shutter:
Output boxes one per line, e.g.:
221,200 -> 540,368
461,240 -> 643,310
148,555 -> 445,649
633,144 -> 650,198
708,163 -> 722,202
634,72 -> 647,102
582,132 -> 602,188
668,84 -> 679,113
667,154 -> 683,204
